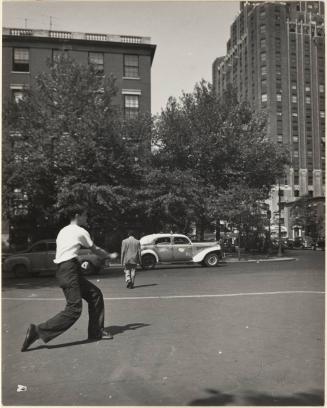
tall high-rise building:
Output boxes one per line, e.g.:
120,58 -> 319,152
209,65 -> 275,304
213,1 -> 325,238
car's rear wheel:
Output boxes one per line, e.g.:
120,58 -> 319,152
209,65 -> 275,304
141,254 -> 157,270
13,264 -> 29,278
203,252 -> 220,267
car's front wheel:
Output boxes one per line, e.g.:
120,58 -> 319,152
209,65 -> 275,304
203,252 -> 220,267
141,254 -> 157,270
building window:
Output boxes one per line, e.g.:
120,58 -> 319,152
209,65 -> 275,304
306,96 -> 311,104
319,84 -> 324,93
293,136 -> 298,142
124,95 -> 139,119
293,151 -> 299,158
124,55 -> 139,78
294,189 -> 299,197
52,49 -> 62,62
320,111 -> 325,118
305,85 -> 311,92
276,93 -> 282,101
292,95 -> 297,103
259,24 -> 266,34
13,48 -> 30,72
12,89 -> 25,103
277,135 -> 283,143
260,38 -> 266,48
291,84 -> 297,90
261,66 -> 267,75
261,94 -> 268,102
88,52 -> 104,74
292,112 -> 298,117
12,188 -> 28,216
260,52 -> 266,62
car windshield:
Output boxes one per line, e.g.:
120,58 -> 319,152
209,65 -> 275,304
140,236 -> 155,245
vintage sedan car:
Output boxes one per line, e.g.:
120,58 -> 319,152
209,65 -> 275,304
2,239 -> 109,277
140,233 -> 224,269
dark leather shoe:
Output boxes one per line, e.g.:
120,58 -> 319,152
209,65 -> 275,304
88,330 -> 113,341
126,280 -> 132,288
21,324 -> 39,352
101,330 -> 113,339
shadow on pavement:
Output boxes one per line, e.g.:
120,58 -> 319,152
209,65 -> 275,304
105,322 -> 151,336
242,389 -> 324,405
189,389 -> 234,405
188,388 -> 324,406
25,323 -> 150,351
132,283 -> 158,288
26,338 -> 100,352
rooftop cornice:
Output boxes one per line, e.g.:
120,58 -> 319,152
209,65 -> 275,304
3,27 -> 152,45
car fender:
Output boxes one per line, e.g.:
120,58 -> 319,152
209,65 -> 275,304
141,249 -> 159,263
4,256 -> 31,273
192,245 -> 222,263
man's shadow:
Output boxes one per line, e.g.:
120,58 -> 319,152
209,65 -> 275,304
104,323 -> 150,335
26,323 -> 150,351
132,283 -> 158,288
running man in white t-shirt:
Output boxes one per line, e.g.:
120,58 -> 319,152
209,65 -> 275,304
21,204 -> 113,352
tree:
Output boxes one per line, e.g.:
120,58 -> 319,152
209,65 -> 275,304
152,81 -> 290,239
288,195 -> 325,242
3,54 -> 150,248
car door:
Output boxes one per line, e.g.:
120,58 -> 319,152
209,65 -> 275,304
154,236 -> 173,262
26,242 -> 48,273
46,242 -> 57,273
172,236 -> 193,261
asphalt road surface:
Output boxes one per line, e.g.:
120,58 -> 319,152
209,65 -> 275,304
2,250 -> 325,406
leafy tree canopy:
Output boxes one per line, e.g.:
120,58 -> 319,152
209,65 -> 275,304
151,81 -> 290,233
3,55 -> 151,243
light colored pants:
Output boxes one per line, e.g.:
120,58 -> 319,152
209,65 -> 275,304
124,263 -> 136,283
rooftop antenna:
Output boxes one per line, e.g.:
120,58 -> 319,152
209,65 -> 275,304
41,14 -> 58,31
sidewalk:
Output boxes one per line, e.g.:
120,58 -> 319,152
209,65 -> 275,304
224,254 -> 297,263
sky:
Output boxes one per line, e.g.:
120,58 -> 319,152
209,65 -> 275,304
2,0 -> 240,114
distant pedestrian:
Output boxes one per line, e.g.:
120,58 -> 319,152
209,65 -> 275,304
121,231 -> 141,289
21,204 -> 113,352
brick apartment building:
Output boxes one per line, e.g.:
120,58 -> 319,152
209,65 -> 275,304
2,27 -> 156,247
3,27 -> 156,117
212,1 -> 325,239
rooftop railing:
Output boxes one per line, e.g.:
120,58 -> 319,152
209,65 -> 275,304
3,27 -> 151,44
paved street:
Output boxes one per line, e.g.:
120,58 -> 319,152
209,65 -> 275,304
2,250 -> 324,406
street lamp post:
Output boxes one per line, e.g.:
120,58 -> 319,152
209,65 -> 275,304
277,181 -> 283,257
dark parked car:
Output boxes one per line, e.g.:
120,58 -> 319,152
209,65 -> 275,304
2,239 -> 109,277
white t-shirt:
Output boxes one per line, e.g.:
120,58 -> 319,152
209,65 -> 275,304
54,224 -> 94,264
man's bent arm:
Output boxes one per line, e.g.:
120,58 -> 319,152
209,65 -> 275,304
90,244 -> 109,259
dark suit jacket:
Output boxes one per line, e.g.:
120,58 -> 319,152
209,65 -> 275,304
121,236 -> 141,265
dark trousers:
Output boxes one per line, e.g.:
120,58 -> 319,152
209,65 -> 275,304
36,258 -> 104,343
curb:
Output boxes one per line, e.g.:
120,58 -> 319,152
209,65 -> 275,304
224,257 -> 297,263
